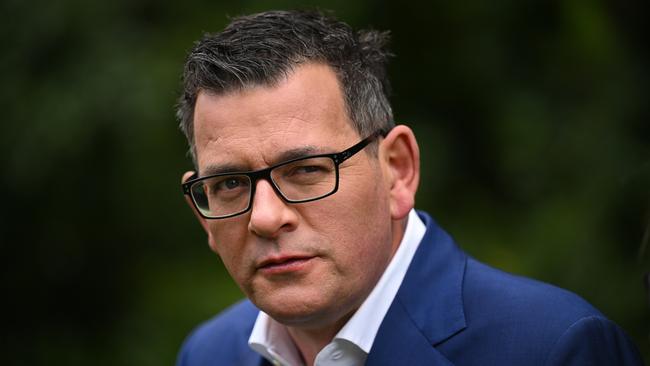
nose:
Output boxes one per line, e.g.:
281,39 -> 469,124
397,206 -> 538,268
248,179 -> 298,238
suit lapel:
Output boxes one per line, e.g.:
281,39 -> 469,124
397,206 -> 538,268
367,211 -> 467,364
366,297 -> 454,365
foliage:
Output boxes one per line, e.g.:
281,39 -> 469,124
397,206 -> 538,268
1,0 -> 648,364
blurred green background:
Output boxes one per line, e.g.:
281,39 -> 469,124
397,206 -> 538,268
1,0 -> 648,364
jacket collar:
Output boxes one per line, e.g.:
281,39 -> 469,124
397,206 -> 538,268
366,211 -> 467,364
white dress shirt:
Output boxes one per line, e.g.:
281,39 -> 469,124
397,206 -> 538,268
249,209 -> 426,366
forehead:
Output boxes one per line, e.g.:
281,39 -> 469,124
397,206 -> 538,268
192,63 -> 359,172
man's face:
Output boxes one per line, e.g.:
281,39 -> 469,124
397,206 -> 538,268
189,63 -> 399,328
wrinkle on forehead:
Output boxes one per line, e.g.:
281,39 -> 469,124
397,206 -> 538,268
199,115 -> 326,167
192,63 -> 359,171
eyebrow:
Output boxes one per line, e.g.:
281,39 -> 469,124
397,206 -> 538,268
200,145 -> 330,177
201,163 -> 249,176
275,146 -> 324,164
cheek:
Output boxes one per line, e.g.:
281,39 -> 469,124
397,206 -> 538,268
314,175 -> 393,269
207,221 -> 250,280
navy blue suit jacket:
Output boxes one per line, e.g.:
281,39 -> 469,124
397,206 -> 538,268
177,211 -> 643,365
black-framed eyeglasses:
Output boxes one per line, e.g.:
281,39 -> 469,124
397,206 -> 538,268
182,129 -> 388,219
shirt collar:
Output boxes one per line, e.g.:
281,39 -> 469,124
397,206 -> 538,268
249,314 -> 304,366
248,209 -> 426,365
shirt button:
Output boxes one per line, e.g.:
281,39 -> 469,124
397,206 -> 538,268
332,350 -> 343,360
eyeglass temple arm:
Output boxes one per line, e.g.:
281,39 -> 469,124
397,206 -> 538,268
337,127 -> 392,162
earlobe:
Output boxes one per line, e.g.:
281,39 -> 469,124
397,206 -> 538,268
380,125 -> 420,220
182,171 -> 219,253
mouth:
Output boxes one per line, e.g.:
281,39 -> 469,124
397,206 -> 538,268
256,255 -> 316,275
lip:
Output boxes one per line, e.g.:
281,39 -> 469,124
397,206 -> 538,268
256,254 -> 316,275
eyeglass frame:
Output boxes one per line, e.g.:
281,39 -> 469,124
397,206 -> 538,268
182,128 -> 390,219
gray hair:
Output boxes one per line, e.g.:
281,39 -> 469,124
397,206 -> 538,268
177,10 -> 394,164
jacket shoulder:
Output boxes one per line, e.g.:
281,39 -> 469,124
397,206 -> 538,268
544,315 -> 643,365
176,300 -> 263,366
441,257 -> 641,365
463,257 -> 603,325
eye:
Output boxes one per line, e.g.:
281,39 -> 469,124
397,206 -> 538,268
221,178 -> 241,190
278,158 -> 334,182
211,176 -> 249,193
285,163 -> 332,179
294,165 -> 322,174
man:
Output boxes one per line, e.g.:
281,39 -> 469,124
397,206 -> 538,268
176,10 -> 642,366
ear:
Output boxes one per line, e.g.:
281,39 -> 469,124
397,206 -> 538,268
379,125 -> 420,220
182,171 -> 219,253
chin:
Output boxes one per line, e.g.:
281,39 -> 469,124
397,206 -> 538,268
257,296 -> 340,327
